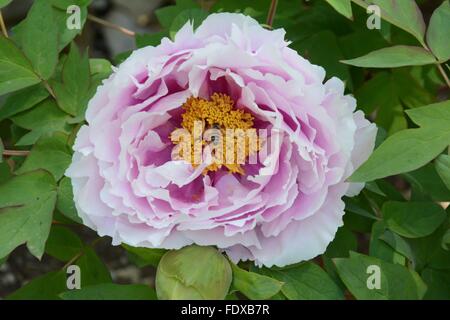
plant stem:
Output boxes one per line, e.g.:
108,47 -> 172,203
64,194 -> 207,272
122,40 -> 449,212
0,11 -> 8,38
3,150 -> 30,156
266,0 -> 279,28
422,44 -> 450,89
351,0 -> 450,89
437,63 -> 450,89
87,14 -> 135,37
62,251 -> 84,271
43,80 -> 56,99
61,237 -> 104,271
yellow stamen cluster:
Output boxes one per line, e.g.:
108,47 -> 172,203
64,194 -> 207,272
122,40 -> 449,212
171,93 -> 259,175
180,93 -> 254,131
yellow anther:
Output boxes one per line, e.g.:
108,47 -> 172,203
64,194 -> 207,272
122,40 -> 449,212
170,93 -> 259,175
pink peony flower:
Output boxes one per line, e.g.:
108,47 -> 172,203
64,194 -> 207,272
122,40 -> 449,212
66,13 -> 377,267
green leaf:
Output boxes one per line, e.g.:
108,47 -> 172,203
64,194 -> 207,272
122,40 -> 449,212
356,72 -> 412,135
355,70 -> 432,123
211,0 -> 278,17
391,69 -> 433,109
231,263 -> 283,300
361,0 -> 426,46
89,58 -> 112,77
325,0 -> 353,19
48,0 -> 92,10
374,179 -> 405,201
0,36 -> 41,95
379,230 -> 415,263
52,210 -> 76,225
344,213 -> 375,235
122,244 -> 166,268
136,32 -> 167,48
60,283 -> 157,300
11,99 -> 72,146
426,0 -> 450,62
0,85 -> 49,122
66,75 -> 102,124
45,225 -> 83,262
155,0 -> 200,29
349,127 -> 450,182
334,252 -> 427,300
344,196 -> 378,221
436,155 -> 450,191
442,228 -> 450,251
7,271 -> 67,300
293,31 -> 352,88
225,292 -> 240,300
383,201 -> 447,239
0,160 -> 12,181
53,43 -> 91,116
376,104 -> 407,136
0,0 -> 12,9
369,221 -> 406,265
342,46 -> 436,68
74,246 -> 112,287
325,225 -> 357,258
20,0 -> 58,79
113,50 -> 132,65
0,170 -> 57,259
13,2 -> 88,52
406,100 -> 450,129
9,124 -> 28,147
260,262 -> 344,300
352,100 -> 450,182
404,163 -> 450,201
0,137 -> 3,163
16,133 -> 72,180
422,268 -> 450,299
355,72 -> 395,115
169,9 -> 208,39
321,255 -> 347,293
408,219 -> 450,272
52,3 -> 88,51
339,30 -> 389,61
57,177 -> 82,223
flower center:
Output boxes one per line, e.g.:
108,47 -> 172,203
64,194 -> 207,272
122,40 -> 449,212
170,93 -> 260,175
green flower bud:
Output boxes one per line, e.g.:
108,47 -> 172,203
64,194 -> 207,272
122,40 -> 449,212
155,245 -> 232,300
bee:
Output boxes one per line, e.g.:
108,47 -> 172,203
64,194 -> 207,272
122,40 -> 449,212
210,123 -> 221,145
